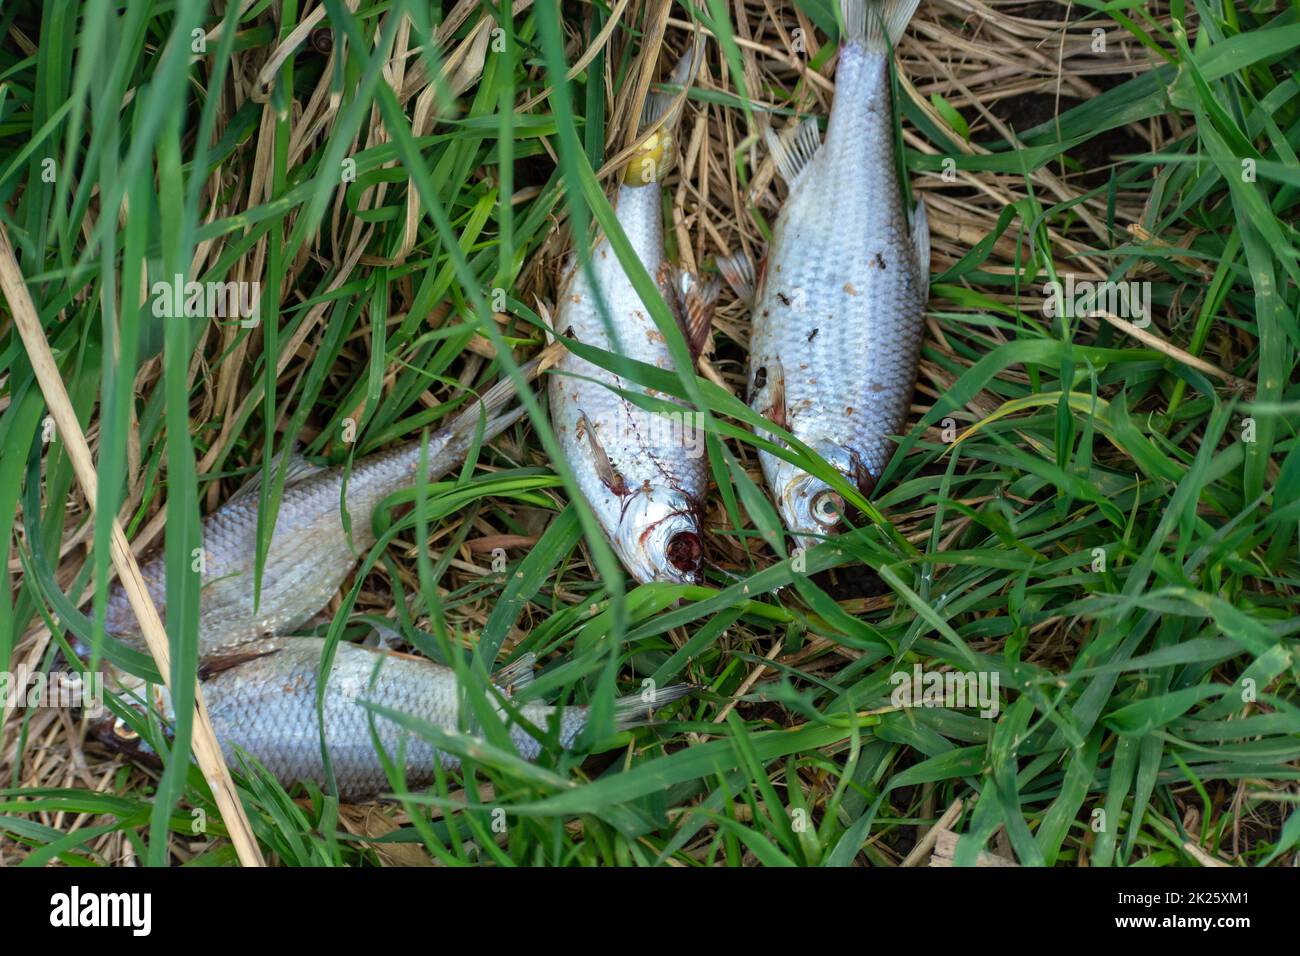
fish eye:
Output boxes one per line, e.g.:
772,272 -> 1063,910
112,718 -> 139,741
811,490 -> 843,529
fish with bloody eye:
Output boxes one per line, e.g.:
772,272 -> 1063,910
547,39 -> 719,585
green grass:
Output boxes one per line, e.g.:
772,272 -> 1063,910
0,0 -> 1297,866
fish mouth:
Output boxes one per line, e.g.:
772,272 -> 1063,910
90,701 -> 167,767
617,495 -> 703,585
665,530 -> 703,574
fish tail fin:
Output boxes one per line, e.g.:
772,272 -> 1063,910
638,38 -> 702,133
624,38 -> 704,187
613,683 -> 697,730
844,0 -> 920,52
444,352 -> 547,447
525,684 -> 695,755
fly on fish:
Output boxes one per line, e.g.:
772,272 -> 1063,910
92,359 -> 541,660
96,638 -> 695,803
719,0 -> 930,551
547,38 -> 719,585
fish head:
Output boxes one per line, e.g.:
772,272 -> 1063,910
92,712 -> 161,764
771,463 -> 846,553
612,489 -> 704,585
89,680 -> 170,767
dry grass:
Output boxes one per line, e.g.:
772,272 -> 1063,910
3,0 -> 1296,867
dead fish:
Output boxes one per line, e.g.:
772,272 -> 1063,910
95,638 -> 695,802
547,41 -> 719,584
96,362 -> 537,660
719,0 -> 929,550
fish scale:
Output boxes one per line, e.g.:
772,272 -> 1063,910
551,185 -> 709,558
200,640 -> 570,801
548,43 -> 718,584
101,638 -> 694,803
756,42 -> 922,482
98,368 -> 533,660
722,0 -> 929,549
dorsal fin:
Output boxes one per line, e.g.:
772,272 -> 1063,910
228,447 -> 325,504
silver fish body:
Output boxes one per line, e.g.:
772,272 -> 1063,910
550,184 -> 709,584
729,0 -> 929,548
100,375 -> 528,659
548,47 -> 716,584
108,639 -> 691,802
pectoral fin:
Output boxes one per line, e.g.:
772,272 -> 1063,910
759,359 -> 788,433
850,449 -> 879,499
764,116 -> 822,187
197,641 -> 286,680
579,411 -> 627,497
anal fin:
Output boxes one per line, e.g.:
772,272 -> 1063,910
537,296 -> 558,344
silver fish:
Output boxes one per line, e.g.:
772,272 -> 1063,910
98,638 -> 693,802
548,43 -> 719,584
719,0 -> 929,549
97,365 -> 535,659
